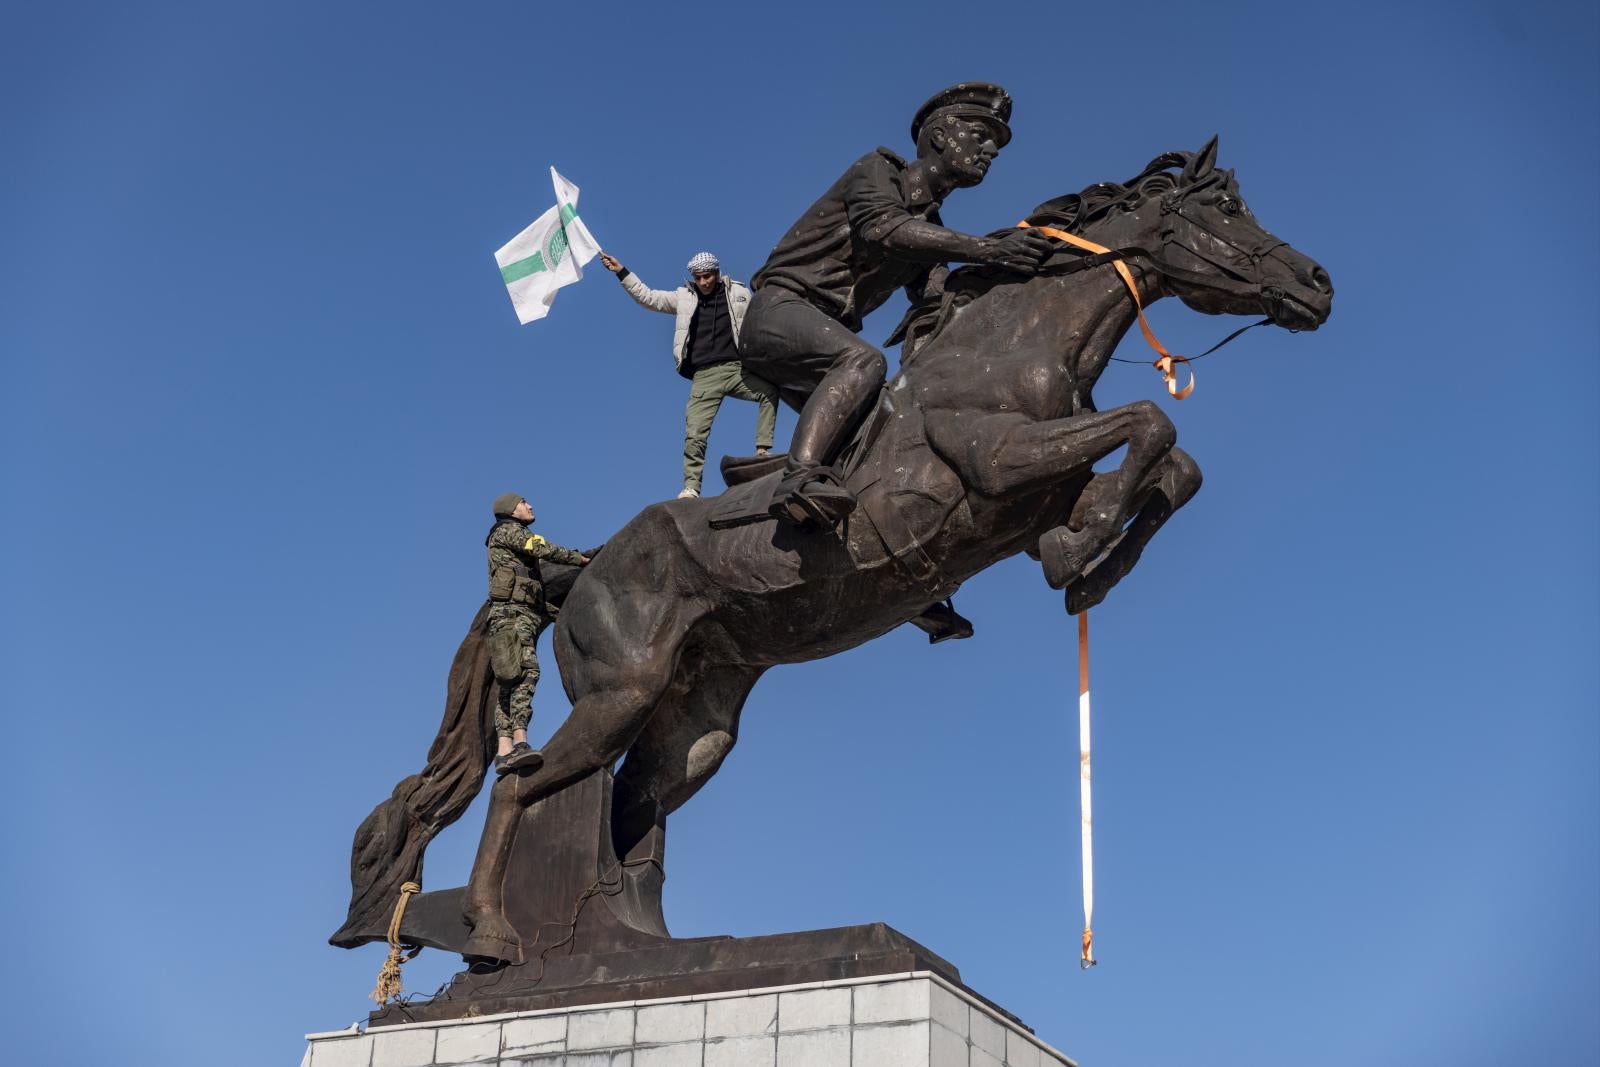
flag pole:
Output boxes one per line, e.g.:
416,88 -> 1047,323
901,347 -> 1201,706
1078,609 -> 1096,968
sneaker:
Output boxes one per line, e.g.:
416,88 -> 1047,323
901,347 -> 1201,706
677,487 -> 700,499
495,742 -> 544,775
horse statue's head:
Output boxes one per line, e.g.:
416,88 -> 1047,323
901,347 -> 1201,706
1028,136 -> 1333,332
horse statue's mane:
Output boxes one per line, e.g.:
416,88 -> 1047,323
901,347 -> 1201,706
1025,149 -> 1198,232
894,149 -> 1205,358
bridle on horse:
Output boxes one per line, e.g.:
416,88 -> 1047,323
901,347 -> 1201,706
1018,177 -> 1286,398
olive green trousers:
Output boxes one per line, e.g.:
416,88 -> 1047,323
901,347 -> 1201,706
682,361 -> 778,492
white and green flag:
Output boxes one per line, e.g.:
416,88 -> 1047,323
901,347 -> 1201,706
495,167 -> 601,324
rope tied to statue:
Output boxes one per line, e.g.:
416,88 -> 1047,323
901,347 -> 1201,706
1077,611 -> 1097,969
370,881 -> 423,1003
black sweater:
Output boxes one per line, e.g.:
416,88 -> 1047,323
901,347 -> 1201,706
683,285 -> 740,375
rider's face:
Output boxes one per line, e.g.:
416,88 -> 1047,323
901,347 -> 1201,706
513,499 -> 535,523
931,117 -> 1002,188
693,269 -> 721,296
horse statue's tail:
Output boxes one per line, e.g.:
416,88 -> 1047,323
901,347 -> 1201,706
328,601 -> 498,947
328,559 -> 593,948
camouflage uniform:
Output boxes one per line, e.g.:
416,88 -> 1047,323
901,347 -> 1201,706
485,519 -> 586,737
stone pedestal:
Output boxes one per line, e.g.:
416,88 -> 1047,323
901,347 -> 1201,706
303,972 -> 1075,1067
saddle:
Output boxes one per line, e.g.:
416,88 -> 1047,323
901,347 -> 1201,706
720,451 -> 789,488
706,394 -> 890,531
706,463 -> 787,530
707,400 -> 953,599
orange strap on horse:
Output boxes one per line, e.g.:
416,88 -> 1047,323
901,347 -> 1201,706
1017,221 -> 1195,399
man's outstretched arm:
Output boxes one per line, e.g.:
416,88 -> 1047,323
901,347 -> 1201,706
599,251 -> 677,313
521,532 -> 589,568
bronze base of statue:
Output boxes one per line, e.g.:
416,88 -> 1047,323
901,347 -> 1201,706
368,920 -> 1004,1028
360,767 -> 1017,1029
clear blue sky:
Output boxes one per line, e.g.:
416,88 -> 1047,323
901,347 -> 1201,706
3,3 -> 1595,1065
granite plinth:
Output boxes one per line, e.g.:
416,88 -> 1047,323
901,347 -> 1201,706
304,972 -> 1075,1067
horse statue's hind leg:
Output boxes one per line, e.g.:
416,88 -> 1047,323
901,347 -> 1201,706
611,662 -> 763,861
460,574 -> 700,964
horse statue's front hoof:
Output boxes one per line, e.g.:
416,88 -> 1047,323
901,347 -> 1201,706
1066,580 -> 1110,616
1038,527 -> 1093,589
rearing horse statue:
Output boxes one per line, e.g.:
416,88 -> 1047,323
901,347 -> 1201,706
458,137 -> 1333,962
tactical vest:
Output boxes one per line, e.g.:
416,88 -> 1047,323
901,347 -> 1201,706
486,520 -> 545,610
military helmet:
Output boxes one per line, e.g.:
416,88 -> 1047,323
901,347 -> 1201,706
492,492 -> 526,517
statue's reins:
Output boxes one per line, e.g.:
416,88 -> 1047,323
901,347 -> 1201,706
1017,201 -> 1280,399
1018,173 -> 1288,397
1020,220 -> 1198,399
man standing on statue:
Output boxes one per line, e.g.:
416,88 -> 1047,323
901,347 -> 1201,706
741,82 -> 1056,525
597,249 -> 777,500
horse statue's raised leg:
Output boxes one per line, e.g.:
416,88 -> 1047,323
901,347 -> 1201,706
459,509 -> 730,964
1060,445 -> 1202,613
460,657 -> 758,965
611,663 -> 763,861
460,643 -> 686,960
929,398 -> 1178,587
460,681 -> 669,962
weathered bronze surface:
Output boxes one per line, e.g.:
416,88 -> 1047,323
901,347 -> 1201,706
334,137 -> 1331,1014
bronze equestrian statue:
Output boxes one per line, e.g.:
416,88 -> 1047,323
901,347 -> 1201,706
444,137 -> 1333,964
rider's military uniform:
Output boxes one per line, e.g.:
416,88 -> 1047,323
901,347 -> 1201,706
485,514 -> 586,738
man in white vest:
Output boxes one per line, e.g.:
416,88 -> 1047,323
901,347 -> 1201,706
599,250 -> 777,498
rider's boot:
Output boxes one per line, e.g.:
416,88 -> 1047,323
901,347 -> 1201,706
768,458 -> 857,526
768,346 -> 884,526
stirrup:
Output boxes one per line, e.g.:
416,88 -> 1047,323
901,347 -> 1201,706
910,600 -> 975,644
927,608 -> 974,645
768,465 -> 856,526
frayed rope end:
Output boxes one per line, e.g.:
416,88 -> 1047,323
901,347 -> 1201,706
370,881 -> 423,1003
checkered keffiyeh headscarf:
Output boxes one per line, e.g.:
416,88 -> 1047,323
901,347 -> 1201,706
686,252 -> 720,274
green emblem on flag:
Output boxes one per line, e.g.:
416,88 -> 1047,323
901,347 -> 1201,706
544,220 -> 569,271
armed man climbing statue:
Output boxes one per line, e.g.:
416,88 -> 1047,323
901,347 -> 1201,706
740,82 -> 1057,525
484,492 -> 588,775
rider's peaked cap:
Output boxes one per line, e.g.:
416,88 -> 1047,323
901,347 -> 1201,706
911,83 -> 1013,147
492,492 -> 526,517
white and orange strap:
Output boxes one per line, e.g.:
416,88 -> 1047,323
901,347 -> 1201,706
1078,610 -> 1096,968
